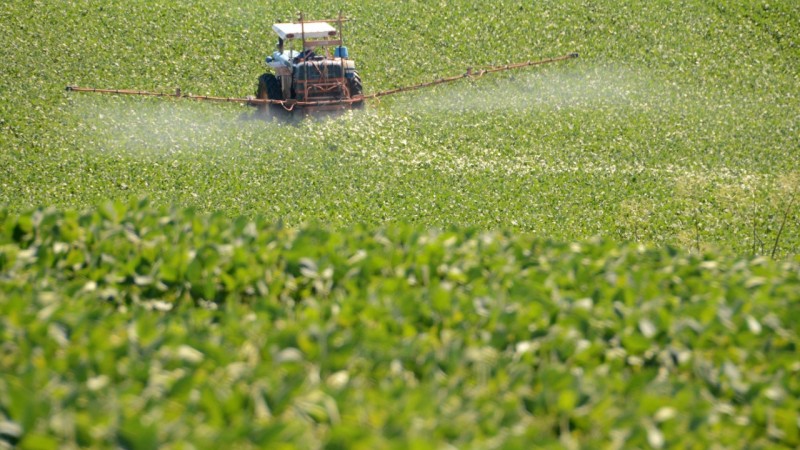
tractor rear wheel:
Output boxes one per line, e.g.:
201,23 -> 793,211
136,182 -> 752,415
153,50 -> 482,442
348,73 -> 364,109
348,73 -> 363,96
256,73 -> 283,113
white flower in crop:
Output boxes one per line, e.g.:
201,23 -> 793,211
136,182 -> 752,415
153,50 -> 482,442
177,345 -> 204,364
87,375 -> 110,391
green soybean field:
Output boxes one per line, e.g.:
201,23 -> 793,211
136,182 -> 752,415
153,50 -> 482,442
1,0 -> 799,448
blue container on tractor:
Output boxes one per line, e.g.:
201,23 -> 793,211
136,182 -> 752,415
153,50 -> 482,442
334,46 -> 349,58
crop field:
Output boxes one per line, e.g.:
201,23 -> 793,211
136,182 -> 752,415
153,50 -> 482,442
1,0 -> 799,448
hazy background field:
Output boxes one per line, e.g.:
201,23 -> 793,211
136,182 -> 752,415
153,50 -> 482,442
1,0 -> 798,255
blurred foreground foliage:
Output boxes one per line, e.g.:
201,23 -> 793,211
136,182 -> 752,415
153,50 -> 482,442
1,201 -> 799,448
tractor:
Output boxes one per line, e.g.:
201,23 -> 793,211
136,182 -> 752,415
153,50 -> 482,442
253,13 -> 363,114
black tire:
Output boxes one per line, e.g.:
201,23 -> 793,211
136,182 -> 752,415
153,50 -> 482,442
256,73 -> 284,113
348,73 -> 364,109
348,73 -> 363,96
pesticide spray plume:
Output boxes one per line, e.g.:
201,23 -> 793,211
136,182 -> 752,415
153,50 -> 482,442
388,61 -> 651,117
362,53 -> 578,100
65,53 -> 579,116
73,94 -> 288,159
67,52 -> 586,156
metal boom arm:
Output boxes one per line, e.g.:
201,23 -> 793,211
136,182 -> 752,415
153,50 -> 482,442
363,53 -> 578,99
65,53 -> 578,108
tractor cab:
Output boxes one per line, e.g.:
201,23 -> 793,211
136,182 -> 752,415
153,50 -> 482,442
257,14 -> 362,112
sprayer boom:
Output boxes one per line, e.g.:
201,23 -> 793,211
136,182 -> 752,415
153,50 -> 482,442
65,52 -> 578,112
364,53 -> 578,100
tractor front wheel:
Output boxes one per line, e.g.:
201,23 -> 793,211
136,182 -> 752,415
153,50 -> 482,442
256,73 -> 284,113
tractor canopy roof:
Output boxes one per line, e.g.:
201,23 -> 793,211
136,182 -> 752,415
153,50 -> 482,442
272,22 -> 337,40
